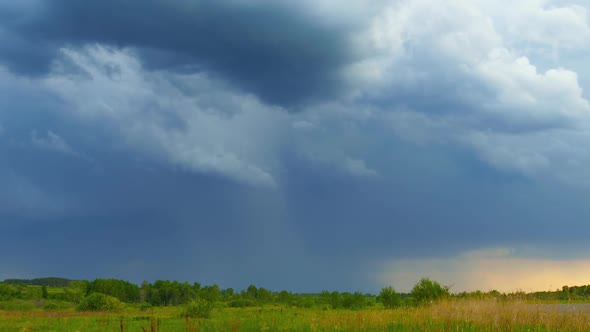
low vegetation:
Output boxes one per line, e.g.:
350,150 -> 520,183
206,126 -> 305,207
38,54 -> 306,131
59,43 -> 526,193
1,277 -> 590,331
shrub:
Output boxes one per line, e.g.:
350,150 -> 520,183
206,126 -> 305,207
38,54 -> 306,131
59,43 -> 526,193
0,284 -> 18,301
139,302 -> 153,311
183,297 -> 213,318
404,297 -> 416,307
77,293 -> 124,312
411,278 -> 450,305
379,286 -> 403,309
43,302 -> 59,310
228,299 -> 255,308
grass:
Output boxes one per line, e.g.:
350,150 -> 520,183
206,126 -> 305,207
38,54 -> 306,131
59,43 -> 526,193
0,299 -> 589,331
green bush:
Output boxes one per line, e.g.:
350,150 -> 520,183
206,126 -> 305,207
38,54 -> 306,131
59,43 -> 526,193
403,297 -> 416,307
411,278 -> 450,305
139,302 -> 153,311
77,293 -> 124,312
379,286 -> 403,309
183,297 -> 213,318
43,302 -> 59,310
228,299 -> 255,308
0,284 -> 18,301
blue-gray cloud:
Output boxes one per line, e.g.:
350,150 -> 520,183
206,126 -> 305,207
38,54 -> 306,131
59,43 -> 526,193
2,0 -> 590,292
0,0 -> 356,106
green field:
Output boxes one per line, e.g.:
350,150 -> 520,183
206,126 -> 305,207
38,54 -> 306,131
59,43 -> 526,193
2,278 -> 590,331
1,300 -> 590,332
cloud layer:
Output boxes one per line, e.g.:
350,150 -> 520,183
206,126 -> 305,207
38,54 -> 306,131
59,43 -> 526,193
1,0 -> 590,292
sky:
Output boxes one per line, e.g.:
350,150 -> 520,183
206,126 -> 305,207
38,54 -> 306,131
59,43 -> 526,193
1,0 -> 590,293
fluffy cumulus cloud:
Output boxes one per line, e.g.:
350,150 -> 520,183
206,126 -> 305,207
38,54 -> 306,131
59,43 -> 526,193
344,0 -> 590,183
1,0 -> 590,291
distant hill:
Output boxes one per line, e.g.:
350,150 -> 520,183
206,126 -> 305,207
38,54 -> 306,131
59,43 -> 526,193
2,277 -> 72,287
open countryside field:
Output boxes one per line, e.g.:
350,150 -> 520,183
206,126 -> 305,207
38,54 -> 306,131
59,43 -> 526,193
2,300 -> 590,332
4,278 -> 590,331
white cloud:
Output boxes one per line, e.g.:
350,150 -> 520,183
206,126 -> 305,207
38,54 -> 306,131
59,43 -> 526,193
5,0 -> 590,188
30,130 -> 78,156
486,0 -> 590,50
470,49 -> 590,125
344,157 -> 377,177
344,0 -> 590,183
377,247 -> 590,293
44,46 -> 289,187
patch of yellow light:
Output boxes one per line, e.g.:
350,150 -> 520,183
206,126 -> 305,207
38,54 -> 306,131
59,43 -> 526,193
378,248 -> 590,293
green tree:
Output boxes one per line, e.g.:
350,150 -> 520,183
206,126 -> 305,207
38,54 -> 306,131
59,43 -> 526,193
411,278 -> 449,305
41,285 -> 48,299
245,284 -> 258,300
199,284 -> 221,303
330,291 -> 342,309
86,279 -> 139,303
221,288 -> 234,301
66,281 -> 87,303
379,286 -> 402,308
153,280 -> 173,306
341,292 -> 367,309
277,290 -> 291,303
256,287 -> 273,304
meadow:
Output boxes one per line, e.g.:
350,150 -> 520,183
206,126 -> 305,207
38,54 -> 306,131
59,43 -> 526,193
2,278 -> 590,331
2,299 -> 590,331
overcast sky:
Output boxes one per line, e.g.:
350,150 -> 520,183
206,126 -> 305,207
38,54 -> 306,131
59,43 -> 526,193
1,0 -> 590,293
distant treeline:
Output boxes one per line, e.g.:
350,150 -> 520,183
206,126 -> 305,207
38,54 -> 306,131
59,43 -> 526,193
452,285 -> 590,302
1,277 -> 589,310
3,277 -> 72,287
0,278 -> 380,309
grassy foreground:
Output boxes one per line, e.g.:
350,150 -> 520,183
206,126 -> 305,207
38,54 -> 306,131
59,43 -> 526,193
1,300 -> 590,332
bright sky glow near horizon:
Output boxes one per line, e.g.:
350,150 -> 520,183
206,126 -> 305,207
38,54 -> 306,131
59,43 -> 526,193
1,0 -> 590,293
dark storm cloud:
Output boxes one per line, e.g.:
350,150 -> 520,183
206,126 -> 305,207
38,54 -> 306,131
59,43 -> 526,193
2,0 -> 590,293
0,0 -> 354,106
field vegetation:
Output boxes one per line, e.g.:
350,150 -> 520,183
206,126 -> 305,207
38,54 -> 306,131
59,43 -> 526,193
1,277 -> 590,331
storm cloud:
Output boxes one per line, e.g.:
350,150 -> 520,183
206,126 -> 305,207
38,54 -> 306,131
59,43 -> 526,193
1,0 -> 590,292
0,0 -> 358,106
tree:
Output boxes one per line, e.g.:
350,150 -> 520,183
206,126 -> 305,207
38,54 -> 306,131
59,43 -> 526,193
329,291 -> 342,309
153,280 -> 173,306
199,284 -> 221,303
86,279 -> 140,303
341,292 -> 367,309
221,288 -> 234,301
67,281 -> 87,303
41,286 -> 48,299
256,287 -> 273,304
246,284 -> 258,300
411,278 -> 449,305
379,286 -> 402,308
277,290 -> 291,303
